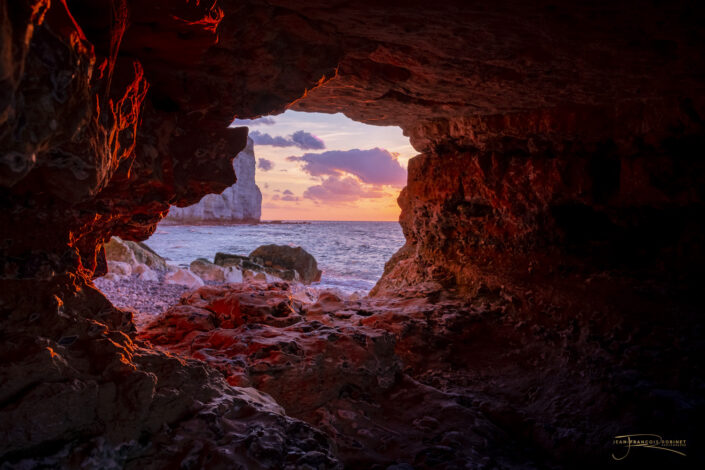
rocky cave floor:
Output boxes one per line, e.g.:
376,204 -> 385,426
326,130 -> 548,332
78,273 -> 704,469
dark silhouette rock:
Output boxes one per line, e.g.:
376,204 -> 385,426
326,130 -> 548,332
250,244 -> 322,284
214,252 -> 258,270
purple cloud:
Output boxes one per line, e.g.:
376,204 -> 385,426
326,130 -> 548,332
231,117 -> 276,126
303,176 -> 385,203
287,147 -> 406,186
250,130 -> 325,150
272,189 -> 300,202
291,131 -> 325,150
258,158 -> 274,171
250,131 -> 291,147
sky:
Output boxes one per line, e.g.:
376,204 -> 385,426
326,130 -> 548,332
230,111 -> 417,221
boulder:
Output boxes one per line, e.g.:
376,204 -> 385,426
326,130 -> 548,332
166,263 -> 180,273
165,269 -> 205,289
133,241 -> 168,271
101,273 -> 124,283
133,264 -> 159,282
132,263 -> 149,275
214,252 -> 251,268
104,237 -> 137,265
190,259 -> 226,282
107,261 -> 132,276
224,267 -> 244,283
243,270 -> 281,283
249,245 -> 322,284
139,270 -> 159,282
104,237 -> 167,272
215,252 -> 297,282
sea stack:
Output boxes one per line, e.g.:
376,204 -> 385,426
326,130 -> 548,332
165,137 -> 262,223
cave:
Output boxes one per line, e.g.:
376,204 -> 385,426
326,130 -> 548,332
1,1 -> 704,468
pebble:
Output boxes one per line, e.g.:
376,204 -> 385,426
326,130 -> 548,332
94,272 -> 189,316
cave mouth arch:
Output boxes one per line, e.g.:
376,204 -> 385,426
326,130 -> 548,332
1,1 -> 704,468
94,109 -> 414,321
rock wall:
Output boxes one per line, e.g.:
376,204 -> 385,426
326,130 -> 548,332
372,102 -> 705,295
165,137 -> 262,223
0,1 -> 331,467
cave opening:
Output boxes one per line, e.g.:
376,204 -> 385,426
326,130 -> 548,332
95,109 -> 412,316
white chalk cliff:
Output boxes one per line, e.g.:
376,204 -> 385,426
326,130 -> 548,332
165,137 -> 262,223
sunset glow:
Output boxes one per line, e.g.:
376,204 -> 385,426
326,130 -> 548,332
231,111 -> 416,221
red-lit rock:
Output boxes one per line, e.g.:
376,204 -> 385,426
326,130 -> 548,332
140,280 -> 704,467
372,101 -> 705,295
140,283 -> 503,466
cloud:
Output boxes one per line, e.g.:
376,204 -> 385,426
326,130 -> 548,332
250,130 -> 325,150
291,131 -> 325,150
303,176 -> 385,203
258,158 -> 274,171
250,131 -> 291,147
272,189 -> 300,202
231,117 -> 276,126
287,147 -> 406,186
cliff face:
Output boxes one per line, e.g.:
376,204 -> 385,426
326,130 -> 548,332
1,1 -> 704,468
165,137 -> 262,223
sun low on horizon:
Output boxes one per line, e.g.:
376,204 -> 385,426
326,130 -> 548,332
231,111 -> 417,221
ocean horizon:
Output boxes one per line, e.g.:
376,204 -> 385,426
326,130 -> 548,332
160,219 -> 401,224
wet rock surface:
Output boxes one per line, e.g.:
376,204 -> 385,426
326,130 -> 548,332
138,280 -> 704,468
0,277 -> 341,469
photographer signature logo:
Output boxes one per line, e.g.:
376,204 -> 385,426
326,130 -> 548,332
611,434 -> 687,461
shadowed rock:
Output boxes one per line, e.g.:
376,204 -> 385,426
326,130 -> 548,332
249,244 -> 322,284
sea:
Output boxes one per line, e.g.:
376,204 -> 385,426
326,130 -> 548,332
146,221 -> 405,294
